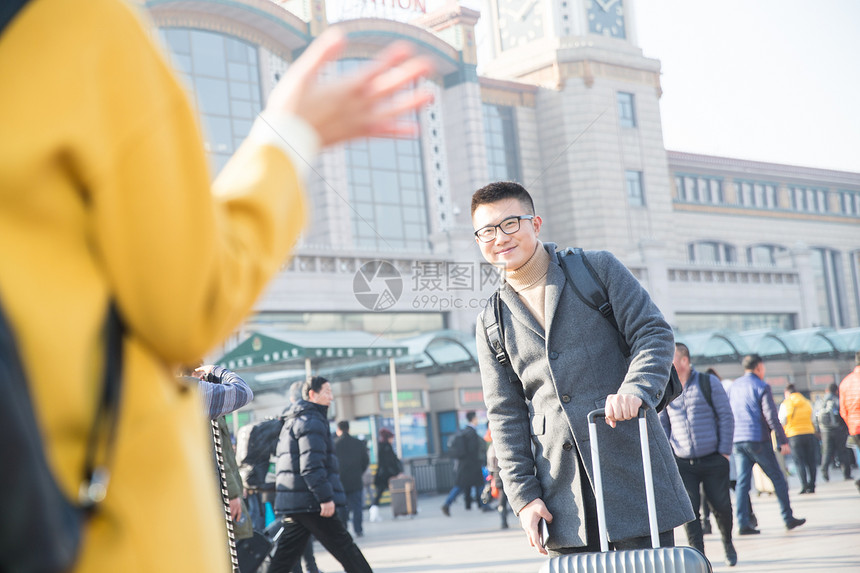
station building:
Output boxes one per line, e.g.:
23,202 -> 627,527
138,0 -> 860,469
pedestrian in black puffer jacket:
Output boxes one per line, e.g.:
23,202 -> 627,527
270,376 -> 372,573
274,399 -> 346,513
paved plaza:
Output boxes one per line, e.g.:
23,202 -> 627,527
312,474 -> 860,573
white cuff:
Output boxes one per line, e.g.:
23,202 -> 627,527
248,112 -> 321,181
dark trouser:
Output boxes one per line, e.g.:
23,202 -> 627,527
734,441 -> 795,528
550,451 -> 675,555
821,429 -> 853,479
675,453 -> 734,553
372,480 -> 387,506
269,512 -> 372,573
343,489 -> 364,535
789,433 -> 818,491
289,537 -> 318,573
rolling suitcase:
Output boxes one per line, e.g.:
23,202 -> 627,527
539,409 -> 712,573
389,475 -> 418,517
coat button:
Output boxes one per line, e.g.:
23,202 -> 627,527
549,351 -> 559,359
561,394 -> 571,403
563,442 -> 573,451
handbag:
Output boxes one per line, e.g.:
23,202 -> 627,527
0,302 -> 123,572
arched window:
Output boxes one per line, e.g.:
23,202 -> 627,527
746,244 -> 788,266
158,28 -> 263,176
688,241 -> 737,265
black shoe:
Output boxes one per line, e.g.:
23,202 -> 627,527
798,488 -> 809,494
822,471 -> 829,482
738,526 -> 761,535
856,479 -> 860,493
441,504 -> 450,517
724,541 -> 737,567
500,521 -> 509,530
702,519 -> 713,535
786,517 -> 806,531
355,531 -> 363,537
749,514 -> 758,528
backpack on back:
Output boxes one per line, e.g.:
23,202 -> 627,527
482,247 -> 681,412
816,398 -> 839,431
237,417 -> 284,489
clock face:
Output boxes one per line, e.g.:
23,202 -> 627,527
588,0 -> 626,39
496,0 -> 545,51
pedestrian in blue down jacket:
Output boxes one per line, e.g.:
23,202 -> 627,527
660,344 -> 736,566
270,377 -> 373,573
729,355 -> 806,535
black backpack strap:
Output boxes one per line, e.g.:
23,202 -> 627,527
558,248 -> 630,357
481,291 -> 524,399
698,371 -> 714,413
483,291 -> 509,365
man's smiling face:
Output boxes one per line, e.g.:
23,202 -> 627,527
472,197 -> 542,272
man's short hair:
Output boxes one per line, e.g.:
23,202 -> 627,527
742,354 -> 763,371
785,383 -> 796,393
675,342 -> 691,360
471,181 -> 535,216
828,383 -> 838,394
337,420 -> 350,434
303,375 -> 329,399
466,411 -> 477,423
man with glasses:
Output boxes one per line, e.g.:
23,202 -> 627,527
472,182 -> 693,557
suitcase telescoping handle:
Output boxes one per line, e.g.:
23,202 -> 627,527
587,408 -> 660,552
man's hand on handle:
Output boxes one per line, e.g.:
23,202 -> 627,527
603,394 -> 643,428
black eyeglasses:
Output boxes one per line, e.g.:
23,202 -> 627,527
474,215 -> 534,243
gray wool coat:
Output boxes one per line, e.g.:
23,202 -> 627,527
476,243 -> 694,550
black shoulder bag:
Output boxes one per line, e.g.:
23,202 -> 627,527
0,301 -> 123,572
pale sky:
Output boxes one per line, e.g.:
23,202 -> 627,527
367,1 -> 860,173
632,0 -> 860,173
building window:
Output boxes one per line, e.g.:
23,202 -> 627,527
840,191 -> 860,216
734,180 -> 777,208
851,250 -> 860,325
790,185 -> 830,213
342,62 -> 429,252
625,170 -> 645,206
158,28 -> 262,176
617,92 -> 636,128
483,104 -> 521,182
811,248 -> 846,327
747,244 -> 787,266
688,241 -> 737,265
675,174 -> 723,204
675,313 -> 795,334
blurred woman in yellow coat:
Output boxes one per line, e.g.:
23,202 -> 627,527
0,1 -> 433,570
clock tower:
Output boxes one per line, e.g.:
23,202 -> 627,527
481,0 -> 675,312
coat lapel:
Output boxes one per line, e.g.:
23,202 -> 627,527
543,251 -> 566,341
499,284 -> 544,340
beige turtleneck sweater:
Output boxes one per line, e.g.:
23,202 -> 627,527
505,242 -> 551,330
